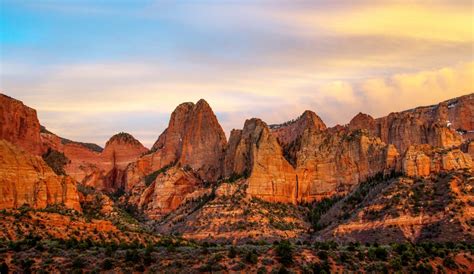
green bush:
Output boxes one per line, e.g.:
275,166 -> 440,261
228,246 -> 237,258
307,196 -> 342,230
245,249 -> 258,264
317,250 -> 328,260
311,260 -> 330,274
0,262 -> 9,274
102,258 -> 114,270
442,256 -> 457,269
414,263 -> 434,274
276,240 -> 293,266
144,163 -> 174,186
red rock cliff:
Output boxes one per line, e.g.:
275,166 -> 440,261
347,94 -> 472,153
0,94 -> 43,155
225,118 -> 298,203
0,140 -> 81,211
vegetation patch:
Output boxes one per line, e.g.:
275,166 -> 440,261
42,148 -> 69,175
144,163 -> 175,187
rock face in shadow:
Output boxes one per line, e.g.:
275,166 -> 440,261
0,140 -> 81,212
0,94 -> 43,155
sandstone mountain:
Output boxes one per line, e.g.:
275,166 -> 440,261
1,92 -> 473,273
0,92 -> 472,245
150,99 -> 227,182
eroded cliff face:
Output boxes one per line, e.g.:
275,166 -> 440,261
224,119 -> 404,204
0,94 -> 43,155
402,145 -> 472,177
347,94 -> 472,153
245,119 -> 298,203
0,140 -> 81,212
295,129 -> 399,202
128,166 -> 205,219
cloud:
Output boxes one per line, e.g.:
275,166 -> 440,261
359,61 -> 474,117
266,2 -> 473,42
1,1 -> 472,147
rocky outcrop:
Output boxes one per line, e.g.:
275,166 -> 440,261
402,145 -> 472,177
0,140 -> 81,211
129,166 -> 205,219
0,94 -> 43,155
295,129 -> 399,202
225,119 -> 298,203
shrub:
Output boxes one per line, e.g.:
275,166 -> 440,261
317,250 -> 328,260
389,256 -> 402,270
339,251 -> 350,263
277,266 -> 290,274
442,256 -> 457,269
311,259 -> 330,273
275,240 -> 293,266
0,262 -> 9,274
414,263 -> 434,274
72,257 -> 86,269
102,258 -> 114,270
245,249 -> 258,264
228,246 -> 237,258
307,196 -> 342,230
125,249 -> 140,263
374,246 -> 388,261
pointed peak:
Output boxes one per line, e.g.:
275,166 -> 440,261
196,98 -> 210,106
301,110 -> 316,117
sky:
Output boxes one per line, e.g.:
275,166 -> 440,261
0,0 -> 473,148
